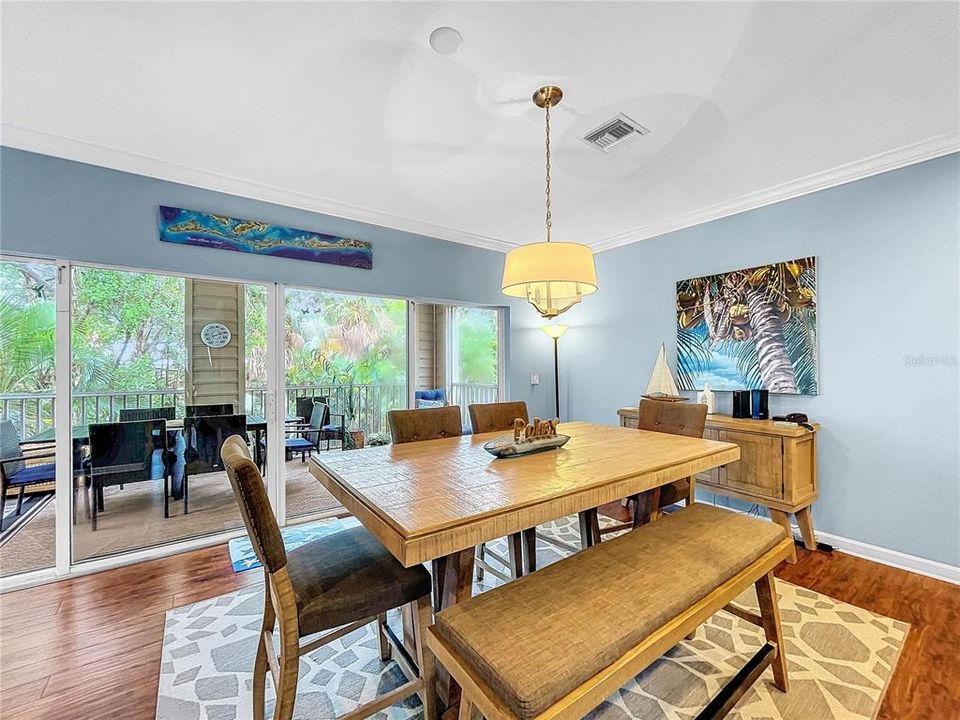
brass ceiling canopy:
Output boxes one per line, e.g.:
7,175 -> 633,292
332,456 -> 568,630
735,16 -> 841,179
532,85 -> 563,109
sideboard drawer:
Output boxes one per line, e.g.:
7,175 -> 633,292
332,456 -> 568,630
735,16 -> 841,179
718,430 -> 783,500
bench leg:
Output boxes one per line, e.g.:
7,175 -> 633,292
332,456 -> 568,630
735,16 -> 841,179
413,596 -> 439,720
755,571 -> 789,693
431,548 -> 476,709
458,695 -> 481,720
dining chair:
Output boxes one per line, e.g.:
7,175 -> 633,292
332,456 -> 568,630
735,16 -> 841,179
467,402 -> 533,581
185,403 -> 235,417
386,405 -> 462,444
87,419 -> 170,530
220,436 -> 437,720
180,414 -> 247,514
602,400 -> 708,536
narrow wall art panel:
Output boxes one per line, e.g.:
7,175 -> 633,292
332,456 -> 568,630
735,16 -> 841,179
158,206 -> 373,270
676,257 -> 818,395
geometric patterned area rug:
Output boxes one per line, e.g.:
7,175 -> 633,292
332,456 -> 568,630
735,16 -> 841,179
158,516 -> 908,720
227,517 -> 359,572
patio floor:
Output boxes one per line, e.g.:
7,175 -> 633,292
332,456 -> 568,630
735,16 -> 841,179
0,458 -> 344,577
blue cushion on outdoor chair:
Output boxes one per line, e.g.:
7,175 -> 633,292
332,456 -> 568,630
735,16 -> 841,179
322,424 -> 342,433
415,389 -> 446,403
285,437 -> 315,451
8,463 -> 56,486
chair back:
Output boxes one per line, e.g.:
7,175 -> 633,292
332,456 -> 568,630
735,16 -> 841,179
88,420 -> 167,485
185,403 -> 235,417
388,406 -> 462,444
119,406 -> 176,422
303,402 -> 329,446
0,420 -> 25,476
469,401 -> 529,435
183,414 -> 247,473
414,388 -> 447,408
221,435 -> 287,573
637,400 -> 708,438
295,396 -> 328,423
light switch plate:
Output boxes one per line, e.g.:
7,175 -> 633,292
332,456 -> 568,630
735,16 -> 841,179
530,373 -> 540,385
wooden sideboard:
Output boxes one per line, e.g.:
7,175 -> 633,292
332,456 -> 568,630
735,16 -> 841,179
617,407 -> 820,557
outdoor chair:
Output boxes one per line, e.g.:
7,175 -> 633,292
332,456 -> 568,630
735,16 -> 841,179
87,419 -> 171,531
180,414 -> 247,514
414,388 -> 447,409
294,396 -> 345,450
0,419 -> 56,520
119,406 -> 176,422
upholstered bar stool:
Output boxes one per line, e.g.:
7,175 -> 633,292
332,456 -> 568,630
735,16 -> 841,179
600,400 -> 708,539
387,405 -> 526,584
467,401 -> 532,581
221,436 -> 437,720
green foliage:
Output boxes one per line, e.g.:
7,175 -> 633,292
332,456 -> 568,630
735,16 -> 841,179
454,307 -> 497,384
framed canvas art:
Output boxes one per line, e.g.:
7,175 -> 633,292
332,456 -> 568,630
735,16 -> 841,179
158,206 -> 373,270
676,257 -> 818,395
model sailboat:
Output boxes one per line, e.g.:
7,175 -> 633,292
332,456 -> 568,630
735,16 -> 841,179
642,344 -> 687,402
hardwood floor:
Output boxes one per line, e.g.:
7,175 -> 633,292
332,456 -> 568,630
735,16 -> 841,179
1,538 -> 958,719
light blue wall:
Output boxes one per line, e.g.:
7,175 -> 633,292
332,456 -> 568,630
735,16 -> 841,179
0,147 -> 559,420
5,147 -> 954,564
558,153 -> 960,566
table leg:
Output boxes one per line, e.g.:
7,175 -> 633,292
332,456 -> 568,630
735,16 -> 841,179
769,510 -> 798,564
431,548 -> 476,710
522,527 -> 537,573
578,509 -> 598,549
795,506 -> 818,551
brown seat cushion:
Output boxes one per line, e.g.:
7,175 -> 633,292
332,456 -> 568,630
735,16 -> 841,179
286,525 -> 432,636
432,504 -> 786,719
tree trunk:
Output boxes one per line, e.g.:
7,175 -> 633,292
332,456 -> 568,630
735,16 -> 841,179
745,287 -> 798,393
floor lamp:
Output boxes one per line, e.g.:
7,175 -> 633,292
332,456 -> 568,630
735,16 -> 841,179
541,324 -> 568,419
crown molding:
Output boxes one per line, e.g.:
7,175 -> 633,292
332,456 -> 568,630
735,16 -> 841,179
0,124 -> 517,253
591,132 -> 960,252
4,124 -> 956,256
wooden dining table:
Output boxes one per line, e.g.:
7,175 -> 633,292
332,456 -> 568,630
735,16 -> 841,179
309,419 -> 740,707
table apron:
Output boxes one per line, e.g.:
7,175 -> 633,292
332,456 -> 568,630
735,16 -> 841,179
311,446 -> 739,567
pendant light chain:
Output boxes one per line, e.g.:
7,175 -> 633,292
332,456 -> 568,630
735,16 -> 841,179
544,100 -> 552,243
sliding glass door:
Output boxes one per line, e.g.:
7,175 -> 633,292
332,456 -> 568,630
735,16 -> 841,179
70,267 -> 271,563
283,287 -> 407,520
0,258 -> 58,578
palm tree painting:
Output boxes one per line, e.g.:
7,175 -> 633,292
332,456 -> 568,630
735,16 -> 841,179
676,257 -> 818,395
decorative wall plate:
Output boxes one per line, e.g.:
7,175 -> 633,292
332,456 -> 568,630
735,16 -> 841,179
200,322 -> 232,348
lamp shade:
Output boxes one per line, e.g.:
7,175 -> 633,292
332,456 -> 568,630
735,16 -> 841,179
501,242 -> 598,318
541,324 -> 568,339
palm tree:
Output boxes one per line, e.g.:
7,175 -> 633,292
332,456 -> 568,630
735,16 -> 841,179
677,258 -> 817,394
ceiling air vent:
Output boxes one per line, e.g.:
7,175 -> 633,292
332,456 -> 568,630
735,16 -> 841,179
580,114 -> 649,153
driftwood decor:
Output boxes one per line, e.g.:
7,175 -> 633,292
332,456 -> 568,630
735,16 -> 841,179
484,417 -> 569,458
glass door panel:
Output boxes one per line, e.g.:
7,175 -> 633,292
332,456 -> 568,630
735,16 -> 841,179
284,288 -> 407,520
70,267 -> 269,562
448,306 -> 501,427
0,259 -> 57,578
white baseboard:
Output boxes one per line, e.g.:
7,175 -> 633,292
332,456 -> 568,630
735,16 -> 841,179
801,527 -> 960,586
700,498 -> 960,586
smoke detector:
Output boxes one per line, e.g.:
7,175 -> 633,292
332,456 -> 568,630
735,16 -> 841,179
580,114 -> 650,153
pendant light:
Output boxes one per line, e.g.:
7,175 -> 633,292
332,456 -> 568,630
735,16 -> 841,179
501,86 -> 598,318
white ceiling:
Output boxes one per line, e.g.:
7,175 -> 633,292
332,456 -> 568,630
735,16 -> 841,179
3,2 -> 958,252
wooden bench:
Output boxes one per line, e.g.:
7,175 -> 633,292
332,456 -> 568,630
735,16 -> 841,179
425,503 -> 795,720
